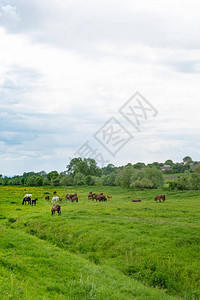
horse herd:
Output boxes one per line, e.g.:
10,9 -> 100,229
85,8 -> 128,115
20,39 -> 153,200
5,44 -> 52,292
21,191 -> 166,216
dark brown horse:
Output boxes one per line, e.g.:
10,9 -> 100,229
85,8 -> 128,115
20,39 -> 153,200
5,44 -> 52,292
51,205 -> 61,215
32,198 -> 38,206
94,194 -> 107,202
66,193 -> 77,200
154,194 -> 165,202
131,199 -> 141,202
88,192 -> 93,199
45,195 -> 49,200
71,195 -> 78,203
22,197 -> 31,205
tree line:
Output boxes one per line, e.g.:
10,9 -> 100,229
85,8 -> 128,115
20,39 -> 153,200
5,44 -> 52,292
0,156 -> 199,190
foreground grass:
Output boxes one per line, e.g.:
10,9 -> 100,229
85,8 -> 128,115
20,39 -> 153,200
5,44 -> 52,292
0,228 -> 176,300
0,186 -> 200,299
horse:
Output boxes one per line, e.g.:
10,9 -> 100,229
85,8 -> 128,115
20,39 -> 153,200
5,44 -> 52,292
94,194 -> 107,202
131,199 -> 141,202
88,192 -> 93,199
66,193 -> 77,200
107,196 -> 112,199
32,198 -> 38,206
71,195 -> 78,202
51,196 -> 59,204
45,196 -> 49,200
154,194 -> 165,203
22,197 -> 31,205
51,205 -> 61,215
53,191 -> 57,194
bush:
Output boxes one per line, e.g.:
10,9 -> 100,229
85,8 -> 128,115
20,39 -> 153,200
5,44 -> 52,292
73,172 -> 85,185
85,175 -> 95,186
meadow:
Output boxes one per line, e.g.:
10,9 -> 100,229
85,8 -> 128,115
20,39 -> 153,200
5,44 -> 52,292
0,186 -> 199,299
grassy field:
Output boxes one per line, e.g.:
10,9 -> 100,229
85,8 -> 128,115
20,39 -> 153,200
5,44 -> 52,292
0,186 -> 200,299
163,173 -> 187,182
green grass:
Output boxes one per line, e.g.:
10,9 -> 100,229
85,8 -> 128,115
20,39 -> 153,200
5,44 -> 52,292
163,173 -> 187,182
0,186 -> 200,299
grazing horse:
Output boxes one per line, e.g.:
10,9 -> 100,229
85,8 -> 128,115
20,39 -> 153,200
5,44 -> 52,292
154,194 -> 165,203
131,199 -> 141,202
107,196 -> 112,199
71,195 -> 78,203
32,198 -> 38,206
53,191 -> 57,194
88,192 -> 93,199
51,196 -> 59,204
22,197 -> 31,205
51,205 -> 61,215
66,193 -> 77,200
94,194 -> 107,202
45,195 -> 49,200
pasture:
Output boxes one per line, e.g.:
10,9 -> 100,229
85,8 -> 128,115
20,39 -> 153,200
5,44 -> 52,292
0,186 -> 200,299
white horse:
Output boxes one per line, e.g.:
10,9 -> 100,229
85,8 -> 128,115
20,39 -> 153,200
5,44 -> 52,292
51,196 -> 59,204
24,194 -> 32,198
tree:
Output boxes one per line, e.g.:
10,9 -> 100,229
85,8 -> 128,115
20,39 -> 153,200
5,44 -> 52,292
102,164 -> 115,175
66,157 -> 83,174
130,167 -> 164,189
190,173 -> 200,190
176,176 -> 190,190
26,175 -> 37,186
133,162 -> 146,169
47,171 -> 59,181
165,159 -> 174,166
194,163 -> 200,173
20,177 -> 25,185
130,178 -> 154,189
51,177 -> 60,186
144,167 -> 164,188
43,177 -> 50,186
67,157 -> 101,176
36,177 -> 44,186
183,156 -> 192,162
2,176 -> 9,186
73,172 -> 85,185
118,166 -> 136,187
59,175 -> 73,186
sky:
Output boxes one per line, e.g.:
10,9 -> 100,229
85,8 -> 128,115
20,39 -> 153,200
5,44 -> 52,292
0,0 -> 200,176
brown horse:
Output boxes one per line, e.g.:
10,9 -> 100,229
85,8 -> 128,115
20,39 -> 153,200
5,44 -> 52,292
22,197 -> 31,205
32,198 -> 38,206
131,199 -> 141,202
45,195 -> 49,200
94,194 -> 107,202
88,192 -> 93,199
71,195 -> 78,203
154,194 -> 165,202
66,193 -> 77,200
51,205 -> 61,215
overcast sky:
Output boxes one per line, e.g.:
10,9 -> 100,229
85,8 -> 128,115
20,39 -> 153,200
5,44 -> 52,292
0,0 -> 200,176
